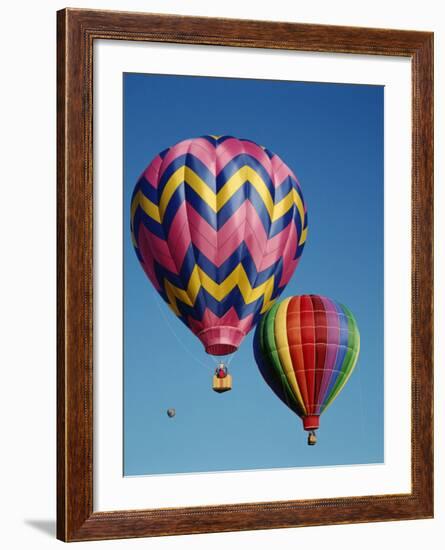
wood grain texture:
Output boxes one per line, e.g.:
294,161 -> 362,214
57,8 -> 434,542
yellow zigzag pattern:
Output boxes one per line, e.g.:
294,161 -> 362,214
131,190 -> 161,223
130,165 -> 306,241
159,165 -> 304,223
164,264 -> 276,316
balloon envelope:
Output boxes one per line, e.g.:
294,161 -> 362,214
254,295 -> 360,431
131,135 -> 308,355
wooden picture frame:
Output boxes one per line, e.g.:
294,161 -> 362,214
57,8 -> 433,542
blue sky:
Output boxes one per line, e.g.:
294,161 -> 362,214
123,73 -> 384,476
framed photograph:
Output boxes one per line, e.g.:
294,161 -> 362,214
57,8 -> 433,542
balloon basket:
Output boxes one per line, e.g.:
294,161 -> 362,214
212,374 -> 232,393
307,431 -> 317,446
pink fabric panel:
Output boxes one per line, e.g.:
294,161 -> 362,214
136,225 -> 161,290
215,138 -> 274,180
165,202 -> 192,271
187,307 -> 254,336
277,221 -> 298,287
143,155 -> 163,187
157,138 -> 217,180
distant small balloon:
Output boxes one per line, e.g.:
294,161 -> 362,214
167,408 -> 176,418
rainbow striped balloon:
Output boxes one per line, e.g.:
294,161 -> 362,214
131,136 -> 308,355
254,295 -> 360,434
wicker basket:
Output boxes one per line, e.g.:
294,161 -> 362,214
212,374 -> 232,393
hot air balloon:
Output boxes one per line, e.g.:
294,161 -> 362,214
254,295 -> 360,444
131,135 -> 308,390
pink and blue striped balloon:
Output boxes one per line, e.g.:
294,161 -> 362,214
130,135 -> 308,355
